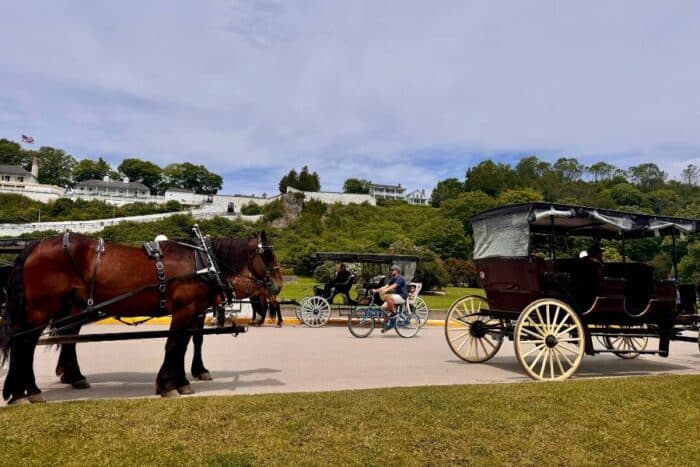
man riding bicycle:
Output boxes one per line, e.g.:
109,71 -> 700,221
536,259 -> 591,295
373,264 -> 408,332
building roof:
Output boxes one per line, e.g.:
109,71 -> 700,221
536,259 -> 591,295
0,165 -> 32,176
76,179 -> 149,191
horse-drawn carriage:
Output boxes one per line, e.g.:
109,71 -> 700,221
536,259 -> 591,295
445,203 -> 700,381
0,228 -> 282,404
296,252 -> 428,327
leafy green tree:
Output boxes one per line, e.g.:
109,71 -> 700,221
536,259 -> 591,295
441,191 -> 497,232
495,188 -> 543,205
118,158 -> 163,193
464,160 -> 515,196
610,183 -> 645,207
72,157 -> 111,182
414,219 -> 471,259
0,138 -> 32,167
430,178 -> 463,207
553,157 -> 584,182
588,162 -> 617,182
444,258 -> 477,286
279,169 -> 298,193
297,166 -> 321,191
162,162 -> 222,194
515,156 -> 550,185
342,178 -> 370,194
36,146 -> 76,186
681,164 -> 699,187
628,163 -> 666,191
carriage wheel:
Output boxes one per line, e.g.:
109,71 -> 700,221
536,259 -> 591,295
295,297 -> 309,323
300,296 -> 331,327
348,308 -> 375,338
514,299 -> 585,381
444,295 -> 504,363
604,326 -> 648,359
410,297 -> 429,327
395,310 -> 420,338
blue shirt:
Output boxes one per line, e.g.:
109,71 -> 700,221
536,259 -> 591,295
388,275 -> 408,300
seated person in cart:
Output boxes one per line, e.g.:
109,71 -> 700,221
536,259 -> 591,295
373,264 -> 408,324
322,263 -> 353,297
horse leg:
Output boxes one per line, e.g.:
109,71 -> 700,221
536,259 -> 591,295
191,314 -> 212,381
274,301 -> 283,327
156,331 -> 192,397
3,331 -> 42,404
176,332 -> 194,395
56,339 -> 90,389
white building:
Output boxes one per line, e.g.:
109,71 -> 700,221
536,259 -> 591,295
74,177 -> 151,198
368,182 -> 428,205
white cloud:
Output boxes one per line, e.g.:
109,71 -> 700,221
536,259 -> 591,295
1,1 -> 699,193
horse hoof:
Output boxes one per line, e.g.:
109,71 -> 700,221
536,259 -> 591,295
71,379 -> 91,390
8,397 -> 31,406
27,393 -> 46,403
177,384 -> 194,395
196,372 -> 213,381
161,389 -> 180,398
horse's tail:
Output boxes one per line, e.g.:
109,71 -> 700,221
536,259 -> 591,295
0,240 -> 40,365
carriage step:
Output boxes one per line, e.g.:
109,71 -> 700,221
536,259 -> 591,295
37,324 -> 248,346
595,349 -> 662,355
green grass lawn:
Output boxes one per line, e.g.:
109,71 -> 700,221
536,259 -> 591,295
279,276 -> 482,310
0,375 -> 697,465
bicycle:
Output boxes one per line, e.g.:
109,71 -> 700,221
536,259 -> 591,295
348,301 -> 421,338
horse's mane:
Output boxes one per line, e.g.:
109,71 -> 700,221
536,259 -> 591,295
209,238 -> 254,276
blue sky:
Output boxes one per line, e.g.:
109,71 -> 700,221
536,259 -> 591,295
1,1 -> 699,195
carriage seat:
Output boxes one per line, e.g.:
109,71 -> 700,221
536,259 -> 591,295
333,274 -> 356,296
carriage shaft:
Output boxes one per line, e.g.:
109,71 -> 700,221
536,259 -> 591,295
37,324 -> 247,346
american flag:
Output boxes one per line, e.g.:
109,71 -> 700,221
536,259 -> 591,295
21,134 -> 34,144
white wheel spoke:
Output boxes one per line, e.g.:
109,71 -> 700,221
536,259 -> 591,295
521,327 -> 546,340
556,324 -> 578,338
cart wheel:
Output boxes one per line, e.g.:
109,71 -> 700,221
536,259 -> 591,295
604,327 -> 648,359
444,295 -> 504,363
410,297 -> 429,327
514,299 -> 585,381
395,310 -> 420,338
295,297 -> 309,323
300,296 -> 331,327
348,308 -> 375,338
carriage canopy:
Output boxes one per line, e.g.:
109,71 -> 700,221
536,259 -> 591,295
312,252 -> 420,282
471,203 -> 699,260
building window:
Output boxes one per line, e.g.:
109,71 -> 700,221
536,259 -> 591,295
17,176 -> 23,182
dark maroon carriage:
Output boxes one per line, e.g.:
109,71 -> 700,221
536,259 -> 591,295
444,203 -> 700,380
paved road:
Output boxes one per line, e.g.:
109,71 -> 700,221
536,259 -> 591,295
1,324 -> 698,403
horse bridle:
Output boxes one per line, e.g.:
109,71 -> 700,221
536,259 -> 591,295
247,234 -> 279,293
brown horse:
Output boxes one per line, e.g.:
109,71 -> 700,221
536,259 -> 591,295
0,231 -> 282,404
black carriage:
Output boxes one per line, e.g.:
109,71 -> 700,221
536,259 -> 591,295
444,203 -> 700,380
297,252 -> 428,327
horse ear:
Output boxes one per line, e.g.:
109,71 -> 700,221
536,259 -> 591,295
260,230 -> 267,242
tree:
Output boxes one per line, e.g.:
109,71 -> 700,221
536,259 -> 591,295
72,157 -> 111,182
162,163 -> 222,194
297,166 -> 321,191
441,191 -> 496,232
464,160 -> 515,196
414,219 -> 471,259
628,163 -> 666,191
588,162 -> 617,182
495,188 -> 543,205
552,157 -> 584,182
609,183 -> 645,208
279,169 -> 298,193
430,178 -> 463,207
35,146 -> 76,186
343,178 -> 370,194
681,164 -> 699,187
0,138 -> 31,167
279,166 -> 320,192
118,158 -> 163,193
515,156 -> 550,185
444,258 -> 477,286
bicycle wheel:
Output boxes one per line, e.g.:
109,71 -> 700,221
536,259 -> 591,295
410,296 -> 429,327
395,310 -> 420,338
348,308 -> 375,338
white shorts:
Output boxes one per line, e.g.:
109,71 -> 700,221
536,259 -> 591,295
387,294 -> 406,305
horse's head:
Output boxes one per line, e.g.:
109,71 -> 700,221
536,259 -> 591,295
246,231 -> 283,296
